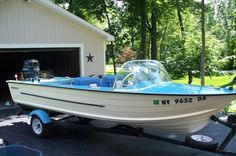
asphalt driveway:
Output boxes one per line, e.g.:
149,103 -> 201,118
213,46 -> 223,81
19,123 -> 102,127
0,108 -> 235,156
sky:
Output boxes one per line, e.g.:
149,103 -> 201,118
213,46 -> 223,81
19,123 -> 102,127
194,0 -> 212,4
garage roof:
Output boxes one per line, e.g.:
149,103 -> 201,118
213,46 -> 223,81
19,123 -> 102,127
35,0 -> 114,41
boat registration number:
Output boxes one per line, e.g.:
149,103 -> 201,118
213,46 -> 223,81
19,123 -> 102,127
153,96 -> 207,105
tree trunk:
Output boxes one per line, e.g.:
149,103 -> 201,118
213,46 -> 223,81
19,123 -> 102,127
200,0 -> 205,86
139,0 -> 147,59
175,0 -> 185,39
131,29 -> 135,50
223,1 -> 233,70
151,9 -> 157,60
110,42 -> 116,75
68,0 -> 73,13
188,70 -> 193,84
159,24 -> 168,60
225,0 -> 234,70
103,0 -> 116,74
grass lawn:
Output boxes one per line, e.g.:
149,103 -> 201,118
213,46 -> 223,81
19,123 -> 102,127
106,65 -> 236,113
105,65 -> 120,74
174,74 -> 236,89
174,74 -> 236,114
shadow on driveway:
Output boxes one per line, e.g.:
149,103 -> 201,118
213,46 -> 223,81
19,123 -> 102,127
0,108 -> 235,156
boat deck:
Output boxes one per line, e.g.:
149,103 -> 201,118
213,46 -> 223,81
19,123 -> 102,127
36,78 -> 236,96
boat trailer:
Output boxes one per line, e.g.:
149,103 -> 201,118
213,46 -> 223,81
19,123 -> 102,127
29,110 -> 236,155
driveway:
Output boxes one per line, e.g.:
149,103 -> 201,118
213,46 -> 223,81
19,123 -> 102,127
0,108 -> 235,156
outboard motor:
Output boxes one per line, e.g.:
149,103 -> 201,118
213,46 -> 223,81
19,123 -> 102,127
22,59 -> 40,82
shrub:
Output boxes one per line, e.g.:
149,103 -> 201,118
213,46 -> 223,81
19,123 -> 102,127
117,47 -> 136,64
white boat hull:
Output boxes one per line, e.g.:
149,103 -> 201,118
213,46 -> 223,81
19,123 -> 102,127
7,81 -> 236,133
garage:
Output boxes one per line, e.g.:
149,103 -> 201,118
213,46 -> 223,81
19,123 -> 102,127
0,47 -> 80,91
0,0 -> 114,102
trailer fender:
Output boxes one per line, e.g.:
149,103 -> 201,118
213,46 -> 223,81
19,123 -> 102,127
29,110 -> 52,124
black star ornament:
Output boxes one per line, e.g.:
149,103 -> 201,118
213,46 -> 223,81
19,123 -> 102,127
86,53 -> 94,62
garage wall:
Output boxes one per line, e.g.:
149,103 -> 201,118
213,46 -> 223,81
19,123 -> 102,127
0,0 -> 106,76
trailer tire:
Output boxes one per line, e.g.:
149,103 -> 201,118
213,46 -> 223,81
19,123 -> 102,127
0,138 -> 8,147
31,115 -> 51,137
227,115 -> 236,124
185,134 -> 218,151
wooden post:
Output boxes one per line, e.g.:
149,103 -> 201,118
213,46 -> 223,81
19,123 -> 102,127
188,70 -> 193,84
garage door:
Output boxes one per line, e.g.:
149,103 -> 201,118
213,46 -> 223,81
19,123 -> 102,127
0,48 -> 80,92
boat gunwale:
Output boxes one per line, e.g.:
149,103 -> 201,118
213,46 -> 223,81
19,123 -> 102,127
6,80 -> 236,97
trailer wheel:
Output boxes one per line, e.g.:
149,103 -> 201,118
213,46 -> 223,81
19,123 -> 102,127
0,138 -> 8,147
31,115 -> 51,137
185,134 -> 218,151
227,115 -> 236,124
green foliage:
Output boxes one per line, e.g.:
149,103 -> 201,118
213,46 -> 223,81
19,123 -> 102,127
55,0 -> 236,78
224,101 -> 236,114
164,31 -> 223,78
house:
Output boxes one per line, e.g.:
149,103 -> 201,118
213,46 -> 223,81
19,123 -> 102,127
0,0 -> 114,92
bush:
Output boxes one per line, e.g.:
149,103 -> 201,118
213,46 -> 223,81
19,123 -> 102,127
117,47 -> 136,64
164,31 -> 223,79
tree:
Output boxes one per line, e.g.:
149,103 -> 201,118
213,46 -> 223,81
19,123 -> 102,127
175,0 -> 185,39
200,0 -> 206,86
146,0 -> 158,60
55,0 -> 124,74
139,0 -> 147,59
208,0 -> 236,70
55,0 -> 234,79
150,7 -> 158,60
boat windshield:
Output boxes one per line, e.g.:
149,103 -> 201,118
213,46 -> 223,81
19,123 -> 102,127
113,60 -> 172,89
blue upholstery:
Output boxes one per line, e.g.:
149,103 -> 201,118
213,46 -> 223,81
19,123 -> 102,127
101,75 -> 126,87
73,77 -> 101,86
101,75 -> 116,87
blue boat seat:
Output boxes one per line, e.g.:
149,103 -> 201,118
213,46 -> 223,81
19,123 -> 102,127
73,77 -> 101,86
101,75 -> 116,87
101,75 -> 126,88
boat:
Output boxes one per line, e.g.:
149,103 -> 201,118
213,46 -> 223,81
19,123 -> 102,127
6,60 -> 236,133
